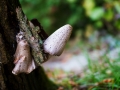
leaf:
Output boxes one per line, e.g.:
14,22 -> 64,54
89,7 -> 104,20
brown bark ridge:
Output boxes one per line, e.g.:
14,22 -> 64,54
0,0 -> 57,90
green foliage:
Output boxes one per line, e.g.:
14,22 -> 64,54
89,7 -> 104,20
19,0 -> 120,36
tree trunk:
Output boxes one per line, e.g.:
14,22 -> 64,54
0,0 -> 57,90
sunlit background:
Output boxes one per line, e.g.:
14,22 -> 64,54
20,0 -> 120,89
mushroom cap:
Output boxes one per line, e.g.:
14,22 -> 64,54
43,24 -> 72,56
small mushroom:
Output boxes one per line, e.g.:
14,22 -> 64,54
12,40 -> 37,75
43,24 -> 72,56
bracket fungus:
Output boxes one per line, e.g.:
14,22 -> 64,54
12,40 -> 36,75
12,7 -> 72,75
12,33 -> 37,75
43,24 -> 72,56
12,24 -> 72,75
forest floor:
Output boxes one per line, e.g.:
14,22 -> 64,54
42,31 -> 120,90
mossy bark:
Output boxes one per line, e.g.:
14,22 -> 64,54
0,0 -> 57,90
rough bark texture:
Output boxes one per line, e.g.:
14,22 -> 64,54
0,0 -> 57,90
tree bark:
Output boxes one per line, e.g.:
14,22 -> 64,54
0,0 -> 57,90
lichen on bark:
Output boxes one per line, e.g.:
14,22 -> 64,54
16,7 -> 49,65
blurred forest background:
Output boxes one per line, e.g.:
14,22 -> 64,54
19,0 -> 120,37
19,0 -> 120,89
